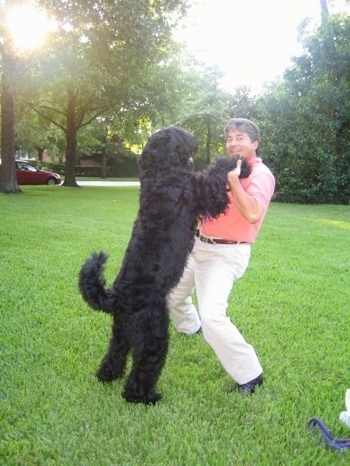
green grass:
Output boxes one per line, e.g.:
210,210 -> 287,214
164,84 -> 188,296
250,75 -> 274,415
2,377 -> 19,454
1,185 -> 350,465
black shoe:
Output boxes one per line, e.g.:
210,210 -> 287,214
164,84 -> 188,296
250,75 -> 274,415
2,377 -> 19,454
236,373 -> 263,395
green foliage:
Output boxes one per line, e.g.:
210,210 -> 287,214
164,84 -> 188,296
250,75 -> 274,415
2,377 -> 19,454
173,63 -> 230,163
11,0 -> 189,186
255,14 -> 350,204
4,3 -> 350,202
1,187 -> 350,464
43,155 -> 139,177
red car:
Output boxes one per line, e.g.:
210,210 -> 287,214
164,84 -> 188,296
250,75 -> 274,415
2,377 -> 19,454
14,160 -> 62,185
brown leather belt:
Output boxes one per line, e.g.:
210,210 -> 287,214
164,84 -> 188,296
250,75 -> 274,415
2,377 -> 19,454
199,235 -> 247,245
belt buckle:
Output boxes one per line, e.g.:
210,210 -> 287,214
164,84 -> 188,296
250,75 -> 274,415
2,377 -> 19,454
201,235 -> 215,244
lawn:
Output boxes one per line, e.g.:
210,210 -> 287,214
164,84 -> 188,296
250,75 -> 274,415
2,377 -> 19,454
1,185 -> 350,465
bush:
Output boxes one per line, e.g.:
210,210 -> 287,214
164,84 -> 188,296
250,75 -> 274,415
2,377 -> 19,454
40,156 -> 140,178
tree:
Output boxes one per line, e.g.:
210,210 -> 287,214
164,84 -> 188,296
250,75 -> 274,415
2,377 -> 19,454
172,62 -> 230,165
257,13 -> 350,204
22,0 -> 189,187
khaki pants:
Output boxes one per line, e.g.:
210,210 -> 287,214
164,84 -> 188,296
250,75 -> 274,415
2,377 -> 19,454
168,237 -> 263,385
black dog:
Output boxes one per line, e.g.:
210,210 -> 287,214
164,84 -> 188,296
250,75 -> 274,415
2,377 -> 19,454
79,126 -> 250,404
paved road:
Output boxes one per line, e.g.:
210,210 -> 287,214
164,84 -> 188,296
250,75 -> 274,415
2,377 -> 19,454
77,180 -> 140,187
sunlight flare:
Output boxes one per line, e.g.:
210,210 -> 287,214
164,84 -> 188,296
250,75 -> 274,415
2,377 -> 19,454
7,5 -> 50,51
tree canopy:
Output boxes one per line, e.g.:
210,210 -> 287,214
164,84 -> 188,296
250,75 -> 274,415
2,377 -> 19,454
1,0 -> 190,189
257,12 -> 350,204
1,0 -> 350,204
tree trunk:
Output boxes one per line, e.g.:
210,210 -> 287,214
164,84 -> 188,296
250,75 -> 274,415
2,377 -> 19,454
37,147 -> 45,162
205,116 -> 212,165
63,85 -> 79,187
0,50 -> 21,194
101,141 -> 107,179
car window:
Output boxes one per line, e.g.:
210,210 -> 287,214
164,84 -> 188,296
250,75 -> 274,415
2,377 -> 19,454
17,162 -> 37,172
23,163 -> 37,172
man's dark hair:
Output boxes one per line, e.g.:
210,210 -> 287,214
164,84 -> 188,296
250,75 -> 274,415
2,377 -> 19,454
224,118 -> 261,156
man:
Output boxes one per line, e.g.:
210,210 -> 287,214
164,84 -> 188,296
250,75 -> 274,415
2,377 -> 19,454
168,118 -> 275,394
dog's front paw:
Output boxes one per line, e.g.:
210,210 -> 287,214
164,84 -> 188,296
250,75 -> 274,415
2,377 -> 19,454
238,158 -> 251,179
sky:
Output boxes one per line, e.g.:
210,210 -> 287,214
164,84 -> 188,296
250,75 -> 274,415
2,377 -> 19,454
174,0 -> 350,93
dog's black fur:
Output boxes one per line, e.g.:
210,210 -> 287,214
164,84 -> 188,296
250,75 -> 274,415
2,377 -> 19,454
78,126 -> 251,404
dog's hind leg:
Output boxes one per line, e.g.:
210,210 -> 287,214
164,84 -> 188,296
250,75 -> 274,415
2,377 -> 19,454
122,305 -> 169,405
96,317 -> 130,382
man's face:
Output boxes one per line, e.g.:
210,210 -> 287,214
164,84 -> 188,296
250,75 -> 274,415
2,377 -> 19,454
225,129 -> 258,161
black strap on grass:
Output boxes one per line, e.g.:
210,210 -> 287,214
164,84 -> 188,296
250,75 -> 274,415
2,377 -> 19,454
307,417 -> 350,450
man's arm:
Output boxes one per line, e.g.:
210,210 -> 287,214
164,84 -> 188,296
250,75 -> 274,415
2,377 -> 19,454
227,159 -> 265,224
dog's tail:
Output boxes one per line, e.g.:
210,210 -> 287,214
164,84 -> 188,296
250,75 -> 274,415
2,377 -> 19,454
78,251 -> 116,314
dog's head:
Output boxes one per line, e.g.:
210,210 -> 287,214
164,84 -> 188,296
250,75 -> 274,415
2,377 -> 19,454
138,126 -> 198,175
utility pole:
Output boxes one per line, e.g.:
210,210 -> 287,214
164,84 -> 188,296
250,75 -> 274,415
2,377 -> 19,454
319,0 -> 330,23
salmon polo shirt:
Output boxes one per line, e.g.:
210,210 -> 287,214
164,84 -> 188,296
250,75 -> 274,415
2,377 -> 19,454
200,158 -> 275,244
